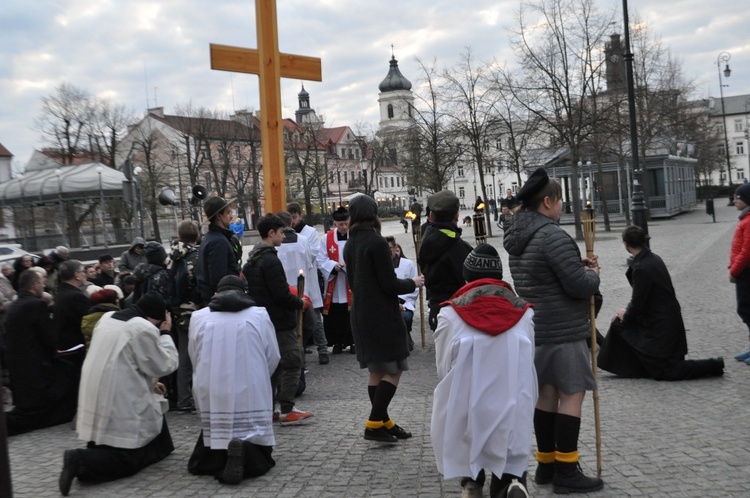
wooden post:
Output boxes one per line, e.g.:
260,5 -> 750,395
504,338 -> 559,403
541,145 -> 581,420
209,0 -> 322,213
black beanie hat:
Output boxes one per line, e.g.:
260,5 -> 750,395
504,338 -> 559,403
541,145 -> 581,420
137,291 -> 167,321
736,183 -> 750,205
517,168 -> 550,204
217,275 -> 248,293
463,243 -> 503,282
144,242 -> 167,266
349,194 -> 378,223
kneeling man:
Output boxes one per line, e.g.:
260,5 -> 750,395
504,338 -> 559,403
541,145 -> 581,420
59,292 -> 178,496
188,275 -> 280,484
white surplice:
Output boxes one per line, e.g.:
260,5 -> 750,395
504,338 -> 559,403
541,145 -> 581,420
431,306 -> 538,480
189,305 -> 280,449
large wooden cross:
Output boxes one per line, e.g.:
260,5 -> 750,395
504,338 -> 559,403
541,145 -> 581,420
210,0 -> 322,213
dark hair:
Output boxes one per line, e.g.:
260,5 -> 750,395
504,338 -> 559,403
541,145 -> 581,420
123,275 -> 137,285
385,235 -> 396,245
257,213 -> 285,238
19,269 -> 42,291
287,202 -> 303,215
276,211 -> 293,227
178,220 -> 200,243
60,260 -> 83,281
622,225 -> 647,248
522,178 -> 562,212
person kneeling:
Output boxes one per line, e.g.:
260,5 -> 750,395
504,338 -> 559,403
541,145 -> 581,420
598,225 -> 724,380
187,276 -> 279,483
431,244 -> 536,498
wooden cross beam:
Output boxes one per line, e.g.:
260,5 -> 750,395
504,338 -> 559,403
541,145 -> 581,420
210,0 -> 322,213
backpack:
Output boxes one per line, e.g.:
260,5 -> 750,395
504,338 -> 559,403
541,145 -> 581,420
167,249 -> 199,309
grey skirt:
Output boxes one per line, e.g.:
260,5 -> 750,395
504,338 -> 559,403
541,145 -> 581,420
360,358 -> 409,374
535,339 -> 596,393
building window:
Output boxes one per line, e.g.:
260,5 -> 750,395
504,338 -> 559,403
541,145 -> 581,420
387,104 -> 394,119
735,119 -> 744,132
218,146 -> 226,160
737,142 -> 745,155
738,170 -> 746,180
459,187 -> 465,198
344,171 -> 348,183
390,177 -> 394,187
234,146 -> 241,160
457,166 -> 464,177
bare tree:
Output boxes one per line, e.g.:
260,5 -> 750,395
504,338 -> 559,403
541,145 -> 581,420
408,57 -> 462,194
443,48 -> 501,236
34,83 -> 95,164
508,0 -> 615,240
285,118 -> 330,215
128,120 -> 170,241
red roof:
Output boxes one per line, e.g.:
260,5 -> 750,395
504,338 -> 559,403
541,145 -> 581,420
0,143 -> 12,157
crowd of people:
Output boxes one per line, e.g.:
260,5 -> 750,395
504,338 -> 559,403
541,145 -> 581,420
2,171 -> 738,497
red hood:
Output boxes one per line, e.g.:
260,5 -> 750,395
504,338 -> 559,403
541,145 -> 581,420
441,278 -> 533,336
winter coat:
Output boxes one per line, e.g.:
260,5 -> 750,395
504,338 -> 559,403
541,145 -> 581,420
54,282 -> 92,351
5,290 -> 75,410
243,243 -> 303,331
118,237 -> 148,272
417,222 -> 473,307
503,209 -> 599,345
81,303 -> 121,349
168,239 -> 201,312
730,206 -> 750,277
344,224 -> 416,363
197,224 -> 239,303
619,248 -> 688,358
132,263 -> 169,303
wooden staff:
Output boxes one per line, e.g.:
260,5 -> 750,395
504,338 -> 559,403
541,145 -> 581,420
582,205 -> 602,477
297,269 -> 305,351
413,218 -> 426,348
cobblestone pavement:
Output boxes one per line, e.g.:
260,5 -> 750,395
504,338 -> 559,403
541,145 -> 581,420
7,202 -> 750,497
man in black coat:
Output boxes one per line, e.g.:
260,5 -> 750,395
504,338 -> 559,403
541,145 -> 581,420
418,190 -> 472,331
598,225 -> 724,380
197,196 -> 240,304
243,213 -> 310,425
54,259 -> 91,374
5,270 -> 77,435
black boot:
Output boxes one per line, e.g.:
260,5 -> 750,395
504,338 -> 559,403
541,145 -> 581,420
535,462 -> 555,484
552,461 -> 603,494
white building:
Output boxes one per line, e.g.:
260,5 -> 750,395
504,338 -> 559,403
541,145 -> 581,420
707,93 -> 750,186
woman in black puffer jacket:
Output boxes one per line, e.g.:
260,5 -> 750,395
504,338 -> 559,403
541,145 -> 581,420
503,168 -> 602,494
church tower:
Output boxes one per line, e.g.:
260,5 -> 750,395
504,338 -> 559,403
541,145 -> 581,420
603,34 -> 627,94
295,84 -> 322,125
377,56 -> 415,131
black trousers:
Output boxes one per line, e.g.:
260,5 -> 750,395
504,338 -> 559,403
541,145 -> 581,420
75,417 -> 174,483
598,320 -> 722,381
323,303 -> 352,346
188,431 -> 275,480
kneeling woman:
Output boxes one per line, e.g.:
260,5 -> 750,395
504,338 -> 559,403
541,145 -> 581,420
344,195 -> 424,443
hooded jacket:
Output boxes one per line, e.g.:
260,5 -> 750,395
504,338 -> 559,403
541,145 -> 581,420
503,209 -> 599,344
118,237 -> 148,272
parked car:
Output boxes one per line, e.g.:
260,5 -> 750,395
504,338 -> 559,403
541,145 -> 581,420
0,244 -> 40,266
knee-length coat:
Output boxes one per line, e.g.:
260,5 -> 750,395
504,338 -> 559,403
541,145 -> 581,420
344,225 -> 416,363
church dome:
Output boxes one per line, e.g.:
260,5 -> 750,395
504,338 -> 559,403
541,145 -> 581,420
298,84 -> 309,98
378,56 -> 412,92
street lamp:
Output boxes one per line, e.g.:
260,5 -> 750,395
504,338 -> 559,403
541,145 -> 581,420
133,166 -> 144,238
96,166 -> 109,248
360,158 -> 368,196
717,51 -> 733,189
55,169 -> 68,246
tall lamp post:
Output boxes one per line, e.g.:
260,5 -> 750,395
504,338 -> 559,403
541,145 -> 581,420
622,0 -> 648,240
360,158 -> 368,197
96,166 -> 109,248
133,166 -> 145,238
717,51 -> 732,189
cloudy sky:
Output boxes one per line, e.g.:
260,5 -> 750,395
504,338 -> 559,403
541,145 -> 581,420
2,0 -> 748,170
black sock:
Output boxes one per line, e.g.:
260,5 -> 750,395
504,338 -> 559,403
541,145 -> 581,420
555,413 -> 581,454
534,409 -> 557,453
368,380 -> 396,422
367,385 -> 377,405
